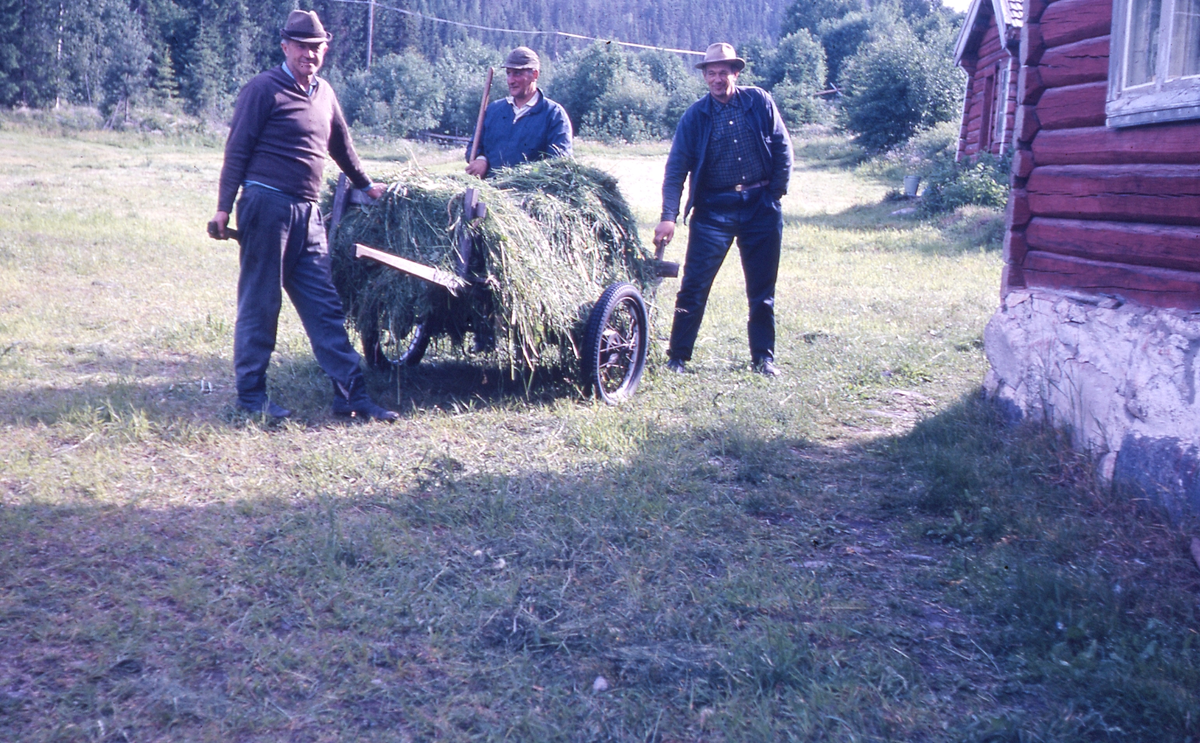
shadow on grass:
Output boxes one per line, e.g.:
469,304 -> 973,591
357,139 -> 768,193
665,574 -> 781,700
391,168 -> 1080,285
0,351 -> 605,429
881,393 -> 1200,741
4,421 -> 949,741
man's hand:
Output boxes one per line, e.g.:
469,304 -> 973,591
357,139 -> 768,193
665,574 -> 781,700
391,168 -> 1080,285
465,156 -> 488,179
208,211 -> 231,240
366,183 -> 385,200
653,220 -> 676,251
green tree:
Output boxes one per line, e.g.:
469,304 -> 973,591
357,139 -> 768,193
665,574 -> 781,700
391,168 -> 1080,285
817,11 -> 874,85
839,21 -> 962,150
0,0 -> 20,104
762,29 -> 826,90
433,38 -> 504,136
338,52 -> 443,137
98,1 -> 151,125
583,70 -> 668,142
782,0 -> 866,36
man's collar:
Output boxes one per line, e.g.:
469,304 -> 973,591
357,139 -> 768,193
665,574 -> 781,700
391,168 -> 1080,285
281,62 -> 319,95
506,89 -> 541,108
708,88 -> 741,108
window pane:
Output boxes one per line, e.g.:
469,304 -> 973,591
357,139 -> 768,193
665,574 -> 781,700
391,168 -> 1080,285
993,66 -> 1009,143
1169,0 -> 1200,78
1126,0 -> 1163,87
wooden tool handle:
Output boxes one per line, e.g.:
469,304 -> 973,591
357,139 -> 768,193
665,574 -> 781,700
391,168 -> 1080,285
468,68 -> 494,163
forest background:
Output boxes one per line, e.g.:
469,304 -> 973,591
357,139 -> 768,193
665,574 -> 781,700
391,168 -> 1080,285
0,0 -> 966,153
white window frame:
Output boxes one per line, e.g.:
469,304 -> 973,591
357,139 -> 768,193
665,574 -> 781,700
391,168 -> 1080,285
1107,0 -> 1200,127
993,62 -> 1011,148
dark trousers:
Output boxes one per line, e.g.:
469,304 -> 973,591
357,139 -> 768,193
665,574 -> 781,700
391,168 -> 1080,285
234,185 -> 364,406
668,188 -> 782,363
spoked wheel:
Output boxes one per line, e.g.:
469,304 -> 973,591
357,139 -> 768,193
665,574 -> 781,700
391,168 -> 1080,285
362,318 -> 431,372
581,282 -> 648,404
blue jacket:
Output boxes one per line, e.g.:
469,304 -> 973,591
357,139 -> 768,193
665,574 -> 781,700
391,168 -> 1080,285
660,86 -> 793,223
467,92 -> 573,174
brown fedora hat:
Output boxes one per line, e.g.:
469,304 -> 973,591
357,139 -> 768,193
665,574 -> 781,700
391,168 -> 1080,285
281,10 -> 331,43
694,42 -> 746,72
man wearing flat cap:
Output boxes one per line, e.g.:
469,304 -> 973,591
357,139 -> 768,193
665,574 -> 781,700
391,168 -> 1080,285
465,46 -> 573,178
655,42 -> 793,377
208,9 -> 397,421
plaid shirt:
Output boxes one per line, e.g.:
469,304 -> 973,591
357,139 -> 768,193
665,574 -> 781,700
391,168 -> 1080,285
701,95 -> 770,191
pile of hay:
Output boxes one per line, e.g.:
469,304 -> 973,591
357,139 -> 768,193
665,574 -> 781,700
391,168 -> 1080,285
329,159 -> 654,371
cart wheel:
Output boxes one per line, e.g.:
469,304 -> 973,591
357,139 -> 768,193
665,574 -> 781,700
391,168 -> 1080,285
582,282 -> 648,404
363,320 -> 431,372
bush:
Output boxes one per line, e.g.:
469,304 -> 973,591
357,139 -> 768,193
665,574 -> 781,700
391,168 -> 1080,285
338,53 -> 444,137
553,43 -> 701,142
839,22 -> 963,151
856,119 -> 959,182
432,39 -> 504,136
817,11 -> 874,85
583,73 -> 669,143
762,30 -> 827,91
919,152 -> 1010,215
771,81 -> 832,128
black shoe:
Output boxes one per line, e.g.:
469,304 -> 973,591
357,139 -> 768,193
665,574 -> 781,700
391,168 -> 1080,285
753,358 -> 781,377
332,378 -> 399,422
666,358 -> 687,374
238,399 -> 291,419
332,397 -> 399,422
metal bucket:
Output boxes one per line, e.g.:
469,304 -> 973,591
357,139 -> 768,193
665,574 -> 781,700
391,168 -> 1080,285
903,175 -> 920,197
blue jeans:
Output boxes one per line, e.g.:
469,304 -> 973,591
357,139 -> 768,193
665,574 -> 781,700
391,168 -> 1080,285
234,185 -> 364,406
668,188 -> 782,363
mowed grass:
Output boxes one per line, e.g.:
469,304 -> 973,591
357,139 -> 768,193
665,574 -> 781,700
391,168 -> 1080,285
1,119 -> 1197,742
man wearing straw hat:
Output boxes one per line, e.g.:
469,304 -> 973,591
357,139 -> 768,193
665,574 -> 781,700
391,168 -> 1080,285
208,10 -> 397,422
655,42 -> 793,377
465,46 -> 573,178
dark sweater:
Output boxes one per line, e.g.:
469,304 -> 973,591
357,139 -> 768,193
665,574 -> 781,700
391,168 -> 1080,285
218,66 -> 371,212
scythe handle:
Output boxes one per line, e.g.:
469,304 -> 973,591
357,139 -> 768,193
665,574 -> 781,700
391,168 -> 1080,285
469,68 -> 494,163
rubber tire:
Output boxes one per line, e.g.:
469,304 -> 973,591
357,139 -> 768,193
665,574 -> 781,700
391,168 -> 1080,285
581,282 -> 648,404
363,319 -> 431,372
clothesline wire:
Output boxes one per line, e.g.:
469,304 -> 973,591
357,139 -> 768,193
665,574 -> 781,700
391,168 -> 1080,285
329,0 -> 707,56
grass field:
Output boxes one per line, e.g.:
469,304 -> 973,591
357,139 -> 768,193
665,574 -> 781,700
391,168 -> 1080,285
1,119 -> 1197,742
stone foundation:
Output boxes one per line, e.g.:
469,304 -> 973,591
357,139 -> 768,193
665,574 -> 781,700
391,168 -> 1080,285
983,288 -> 1200,518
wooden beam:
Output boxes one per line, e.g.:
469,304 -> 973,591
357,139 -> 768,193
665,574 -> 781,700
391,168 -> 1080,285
1004,228 -> 1029,265
1026,164 -> 1200,225
1022,23 -> 1046,67
1041,0 -> 1113,49
1019,65 -> 1045,105
1015,105 -> 1041,145
354,244 -> 470,294
1026,217 -> 1200,272
1036,81 -> 1108,130
1032,124 -> 1200,166
1007,187 -> 1032,230
1022,250 -> 1200,309
1038,35 -> 1110,89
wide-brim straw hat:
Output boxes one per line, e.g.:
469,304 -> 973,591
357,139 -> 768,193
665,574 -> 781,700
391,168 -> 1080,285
281,10 -> 332,44
504,46 -> 540,71
695,42 -> 746,72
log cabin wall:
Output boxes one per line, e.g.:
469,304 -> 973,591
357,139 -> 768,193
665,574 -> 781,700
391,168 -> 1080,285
1007,0 -> 1200,308
956,0 -> 1021,160
983,0 -> 1200,517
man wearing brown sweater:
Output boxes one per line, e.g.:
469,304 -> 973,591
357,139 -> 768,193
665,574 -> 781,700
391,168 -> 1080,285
209,10 -> 396,421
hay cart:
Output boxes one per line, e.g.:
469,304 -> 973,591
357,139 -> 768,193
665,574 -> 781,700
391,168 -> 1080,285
327,174 -> 677,404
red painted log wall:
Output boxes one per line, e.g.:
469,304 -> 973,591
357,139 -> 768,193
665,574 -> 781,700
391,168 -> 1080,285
1004,0 -> 1200,308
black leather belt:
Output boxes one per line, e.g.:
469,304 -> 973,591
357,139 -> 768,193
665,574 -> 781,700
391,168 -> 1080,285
730,179 -> 770,193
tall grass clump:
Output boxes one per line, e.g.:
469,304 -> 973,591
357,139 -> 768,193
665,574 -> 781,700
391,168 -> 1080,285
329,159 -> 654,373
890,395 -> 1200,741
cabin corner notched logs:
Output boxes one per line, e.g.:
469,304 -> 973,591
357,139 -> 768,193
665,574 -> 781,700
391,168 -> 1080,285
1007,0 -> 1200,309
